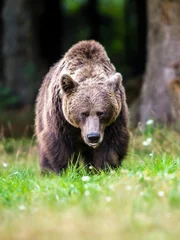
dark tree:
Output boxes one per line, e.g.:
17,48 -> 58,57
35,0 -> 63,67
124,0 -> 147,75
0,0 -> 5,84
85,0 -> 100,40
2,0 -> 46,105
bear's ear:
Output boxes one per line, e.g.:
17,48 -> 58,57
107,73 -> 122,91
60,74 -> 79,94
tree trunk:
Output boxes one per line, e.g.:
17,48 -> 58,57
2,0 -> 45,105
140,0 -> 180,124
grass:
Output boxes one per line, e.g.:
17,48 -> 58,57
0,124 -> 180,240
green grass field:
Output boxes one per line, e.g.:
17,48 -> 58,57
0,124 -> 180,240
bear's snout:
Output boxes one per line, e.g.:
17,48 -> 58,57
87,132 -> 100,143
81,115 -> 103,148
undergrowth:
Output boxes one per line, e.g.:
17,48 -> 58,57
0,124 -> 180,240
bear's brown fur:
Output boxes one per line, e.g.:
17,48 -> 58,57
35,40 -> 129,173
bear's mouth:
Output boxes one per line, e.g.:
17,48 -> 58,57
88,142 -> 100,148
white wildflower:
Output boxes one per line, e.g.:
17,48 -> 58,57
83,184 -> 89,189
164,173 -> 175,180
149,152 -> 154,157
55,194 -> 59,201
2,162 -> 8,168
105,196 -> 112,202
140,191 -> 144,196
158,191 -> 164,197
110,170 -> 115,175
81,176 -> 90,182
137,172 -> 143,178
84,190 -> 90,196
109,185 -> 114,191
144,176 -> 151,181
89,166 -> 93,170
142,138 -> 152,146
18,205 -> 26,211
146,119 -> 154,125
126,185 -> 132,191
121,169 -> 128,174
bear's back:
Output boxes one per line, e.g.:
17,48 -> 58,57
62,40 -> 116,83
65,40 -> 108,63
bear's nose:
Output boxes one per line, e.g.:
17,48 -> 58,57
87,132 -> 100,143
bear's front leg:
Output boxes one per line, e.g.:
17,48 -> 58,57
38,131 -> 73,174
91,146 -> 121,170
39,150 -> 55,173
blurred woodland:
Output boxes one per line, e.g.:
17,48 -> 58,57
0,0 -> 180,137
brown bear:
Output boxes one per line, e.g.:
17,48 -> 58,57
35,40 -> 129,173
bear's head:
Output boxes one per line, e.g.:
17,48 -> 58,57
60,73 -> 123,148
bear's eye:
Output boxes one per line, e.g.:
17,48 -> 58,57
81,112 -> 89,118
97,111 -> 104,117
